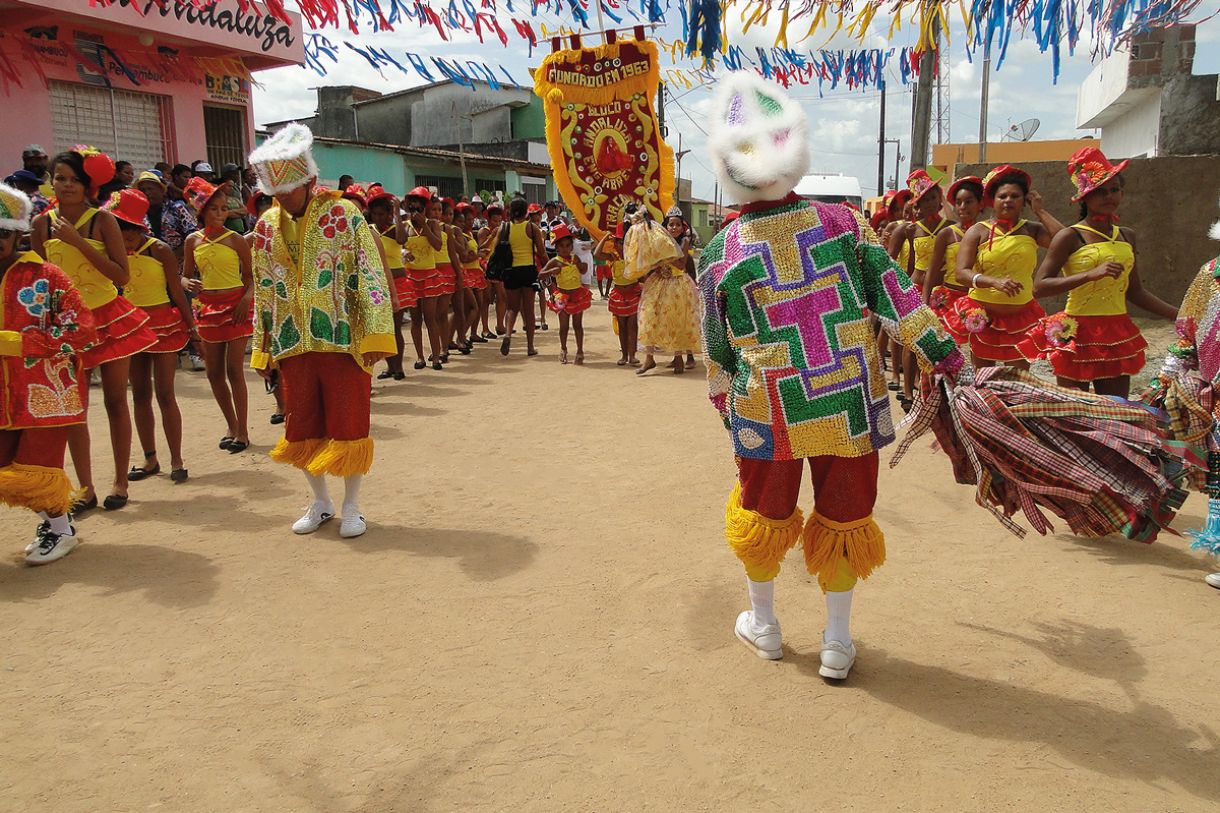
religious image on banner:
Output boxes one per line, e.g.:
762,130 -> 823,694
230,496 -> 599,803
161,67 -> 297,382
534,39 -> 675,238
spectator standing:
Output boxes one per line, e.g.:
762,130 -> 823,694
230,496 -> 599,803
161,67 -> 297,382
169,164 -> 191,202
134,171 -> 196,258
219,163 -> 248,234
21,144 -> 52,198
4,170 -> 50,217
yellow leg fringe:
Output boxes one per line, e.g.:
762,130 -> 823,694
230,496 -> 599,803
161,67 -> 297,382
802,511 -> 887,593
306,437 -> 374,478
0,463 -> 72,515
269,437 -> 326,470
724,481 -> 805,582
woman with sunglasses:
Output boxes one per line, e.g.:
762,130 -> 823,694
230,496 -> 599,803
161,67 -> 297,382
403,188 -> 446,370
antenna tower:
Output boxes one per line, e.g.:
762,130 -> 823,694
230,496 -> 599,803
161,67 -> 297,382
933,46 -> 950,145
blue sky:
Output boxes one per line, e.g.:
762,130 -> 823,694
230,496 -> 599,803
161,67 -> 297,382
253,5 -> 1219,201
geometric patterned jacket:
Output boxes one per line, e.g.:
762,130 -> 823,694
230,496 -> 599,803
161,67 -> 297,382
698,195 -> 962,461
0,253 -> 97,429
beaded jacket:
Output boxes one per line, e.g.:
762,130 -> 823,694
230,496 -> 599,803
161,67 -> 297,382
698,195 -> 962,461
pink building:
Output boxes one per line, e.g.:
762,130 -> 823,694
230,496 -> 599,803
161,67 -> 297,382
0,0 -> 302,171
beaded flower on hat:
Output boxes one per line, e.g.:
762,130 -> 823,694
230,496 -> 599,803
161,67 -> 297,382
248,123 -> 319,195
0,181 -> 34,232
182,176 -> 225,215
906,169 -> 939,202
1066,147 -> 1129,202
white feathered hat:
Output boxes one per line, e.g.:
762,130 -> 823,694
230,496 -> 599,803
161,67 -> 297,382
248,123 -> 319,195
0,182 -> 34,232
707,71 -> 810,205
1212,195 -> 1220,241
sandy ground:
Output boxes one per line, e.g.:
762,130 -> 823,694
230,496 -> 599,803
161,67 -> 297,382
1,302 -> 1218,813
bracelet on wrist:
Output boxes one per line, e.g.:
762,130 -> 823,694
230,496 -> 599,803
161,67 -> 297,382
972,272 -> 983,288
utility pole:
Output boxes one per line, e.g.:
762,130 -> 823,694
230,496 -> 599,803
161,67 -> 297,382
978,37 -> 992,164
877,77 -> 886,197
658,81 -> 667,139
456,105 -> 470,194
674,132 -> 690,208
910,10 -> 940,171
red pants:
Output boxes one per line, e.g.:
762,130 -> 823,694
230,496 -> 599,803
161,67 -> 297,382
737,453 -> 878,522
0,426 -> 72,514
279,353 -> 371,442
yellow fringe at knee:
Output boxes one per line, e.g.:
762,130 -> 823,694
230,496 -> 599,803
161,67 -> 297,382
724,482 -> 805,582
269,437 -> 326,470
802,511 -> 886,592
0,464 -> 72,515
306,437 -> 374,478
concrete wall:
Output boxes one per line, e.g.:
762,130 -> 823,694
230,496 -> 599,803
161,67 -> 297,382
511,98 -> 547,140
1159,74 -> 1220,156
1101,93 -> 1161,158
958,156 -> 1220,307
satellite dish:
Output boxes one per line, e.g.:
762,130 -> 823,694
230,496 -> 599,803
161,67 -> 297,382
1004,118 -> 1041,142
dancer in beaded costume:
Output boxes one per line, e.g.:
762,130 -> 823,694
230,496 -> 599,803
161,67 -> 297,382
697,72 -> 964,678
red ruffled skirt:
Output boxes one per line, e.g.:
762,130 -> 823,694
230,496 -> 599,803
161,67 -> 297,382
946,296 -> 1045,363
195,288 -> 253,344
81,295 -> 157,369
462,265 -> 487,290
435,263 -> 458,297
1017,312 -> 1147,381
408,267 -> 448,299
928,285 -> 969,344
392,274 -> 417,311
548,286 -> 593,315
608,282 -> 641,317
140,302 -> 190,354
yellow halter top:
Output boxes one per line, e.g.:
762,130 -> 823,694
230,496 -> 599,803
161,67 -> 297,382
437,229 -> 452,268
125,238 -> 171,308
508,220 -> 534,267
462,235 -> 481,270
378,231 -> 404,271
913,218 -> 949,274
1064,224 -> 1134,316
404,223 -> 435,271
45,208 -> 118,310
942,224 -> 967,288
969,220 -> 1038,306
555,258 -> 582,290
194,229 -> 243,290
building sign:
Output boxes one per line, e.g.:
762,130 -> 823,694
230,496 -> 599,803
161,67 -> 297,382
205,72 -> 249,104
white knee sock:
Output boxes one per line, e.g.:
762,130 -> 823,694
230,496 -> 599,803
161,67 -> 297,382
343,475 -> 363,515
825,589 -> 853,645
747,577 -> 777,626
48,514 -> 72,535
305,472 -> 333,509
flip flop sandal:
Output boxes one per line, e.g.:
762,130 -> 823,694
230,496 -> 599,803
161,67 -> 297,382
103,494 -> 128,511
270,413 -> 285,425
227,440 -> 249,454
170,468 -> 189,483
616,359 -> 627,366
218,436 -> 234,450
560,351 -> 568,364
128,463 -> 160,481
471,335 -> 489,344
376,370 -> 394,380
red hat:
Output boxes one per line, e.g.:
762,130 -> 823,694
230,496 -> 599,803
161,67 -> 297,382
869,209 -> 888,232
455,201 -> 472,213
982,165 -> 1032,206
365,184 -> 395,205
906,169 -> 939,202
527,203 -> 543,214
549,223 -> 574,242
441,197 -> 456,208
342,183 -> 368,209
246,190 -> 272,217
70,145 -> 116,197
102,188 -> 150,230
1067,147 -> 1129,202
884,188 -> 912,216
947,175 -> 984,203
721,210 -> 739,227
183,176 -> 226,215
405,186 -> 432,200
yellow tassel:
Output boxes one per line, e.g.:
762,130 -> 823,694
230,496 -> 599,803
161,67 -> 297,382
269,437 -> 325,470
306,437 -> 374,478
0,463 -> 72,515
802,511 -> 886,592
724,482 -> 804,582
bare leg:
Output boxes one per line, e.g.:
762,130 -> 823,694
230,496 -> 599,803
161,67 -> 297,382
628,314 -> 639,364
67,423 -> 92,500
559,311 -> 570,361
465,289 -> 480,342
420,296 -> 445,364
573,313 -> 585,361
616,315 -> 630,363
409,305 -> 425,365
387,308 -> 405,375
494,281 -> 507,334
226,338 -> 250,445
522,288 -> 538,353
129,353 -> 158,468
100,357 -> 133,498
153,352 -> 184,469
203,340 -> 239,439
501,288 -> 522,355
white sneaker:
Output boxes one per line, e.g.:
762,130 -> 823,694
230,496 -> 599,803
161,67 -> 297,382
25,525 -> 78,566
734,610 -> 783,660
339,513 -> 367,539
1205,572 -> 1220,590
189,354 -> 205,371
25,520 -> 48,554
819,638 -> 857,680
292,502 -> 334,534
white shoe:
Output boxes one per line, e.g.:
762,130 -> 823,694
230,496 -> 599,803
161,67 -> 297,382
819,638 -> 857,680
25,520 -> 48,554
1205,572 -> 1220,590
189,354 -> 205,372
339,513 -> 367,539
292,502 -> 334,534
25,525 -> 78,566
734,610 -> 783,660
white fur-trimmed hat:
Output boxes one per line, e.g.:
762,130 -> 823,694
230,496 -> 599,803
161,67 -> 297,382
0,182 -> 34,232
248,123 -> 319,195
1212,195 -> 1220,241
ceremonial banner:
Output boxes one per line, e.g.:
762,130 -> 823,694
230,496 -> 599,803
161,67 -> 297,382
534,39 -> 674,238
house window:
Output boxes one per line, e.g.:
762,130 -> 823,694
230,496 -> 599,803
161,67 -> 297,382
203,105 -> 249,171
415,175 -> 465,199
474,178 -> 507,196
520,176 -> 546,205
50,80 -> 173,170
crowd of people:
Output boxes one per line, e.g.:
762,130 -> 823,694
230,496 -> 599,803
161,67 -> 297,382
0,128 -> 705,566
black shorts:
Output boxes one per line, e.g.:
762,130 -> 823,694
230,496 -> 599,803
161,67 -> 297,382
503,265 -> 539,291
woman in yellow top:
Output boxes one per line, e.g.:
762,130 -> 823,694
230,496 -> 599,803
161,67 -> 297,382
403,187 -> 446,370
486,196 -> 547,357
32,147 -> 156,512
435,198 -> 469,357
923,175 -> 985,345
182,176 -> 254,454
364,186 -> 416,381
104,189 -> 197,484
595,218 -> 639,366
1019,148 -> 1176,397
949,165 -> 1065,368
636,208 -> 702,376
878,187 -> 912,394
455,202 -> 490,347
539,223 -> 590,364
477,203 -> 508,337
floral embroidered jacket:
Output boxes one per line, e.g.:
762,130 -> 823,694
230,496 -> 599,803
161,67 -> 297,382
251,191 -> 395,371
697,196 -> 962,461
0,252 -> 97,429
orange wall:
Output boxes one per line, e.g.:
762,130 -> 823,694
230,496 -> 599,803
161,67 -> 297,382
933,138 -> 1098,178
